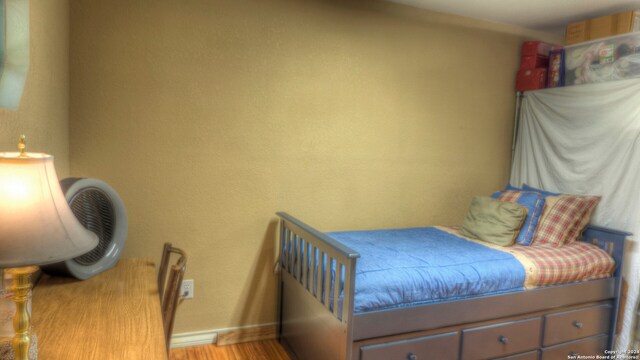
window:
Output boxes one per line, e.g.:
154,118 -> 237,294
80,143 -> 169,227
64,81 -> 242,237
0,0 -> 5,76
0,0 -> 28,109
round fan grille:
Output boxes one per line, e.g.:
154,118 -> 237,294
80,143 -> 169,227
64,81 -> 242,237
69,187 -> 116,266
41,178 -> 128,280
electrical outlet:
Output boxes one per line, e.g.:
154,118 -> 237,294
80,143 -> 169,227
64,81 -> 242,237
181,279 -> 194,299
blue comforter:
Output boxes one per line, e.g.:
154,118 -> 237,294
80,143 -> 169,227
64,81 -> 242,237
327,227 -> 526,313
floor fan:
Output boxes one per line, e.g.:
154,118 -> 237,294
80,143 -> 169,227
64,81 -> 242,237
42,178 -> 127,279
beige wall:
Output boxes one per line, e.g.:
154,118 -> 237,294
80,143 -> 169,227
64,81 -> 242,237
69,0 -> 559,333
0,0 -> 70,176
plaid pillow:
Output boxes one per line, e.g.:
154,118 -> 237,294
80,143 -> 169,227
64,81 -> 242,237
532,194 -> 601,246
491,190 -> 544,245
564,197 -> 601,244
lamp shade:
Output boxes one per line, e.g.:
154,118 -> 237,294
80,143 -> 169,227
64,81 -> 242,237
0,152 -> 98,267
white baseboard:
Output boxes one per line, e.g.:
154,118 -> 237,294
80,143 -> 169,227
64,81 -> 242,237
170,329 -> 217,348
170,322 -> 277,349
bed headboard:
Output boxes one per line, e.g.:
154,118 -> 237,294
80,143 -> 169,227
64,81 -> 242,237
582,225 -> 630,278
581,225 -> 630,349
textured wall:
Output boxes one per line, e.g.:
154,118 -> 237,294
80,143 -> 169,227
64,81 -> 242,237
69,0 -> 559,333
0,0 -> 70,176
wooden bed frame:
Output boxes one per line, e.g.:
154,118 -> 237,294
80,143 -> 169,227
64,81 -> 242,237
276,212 -> 629,360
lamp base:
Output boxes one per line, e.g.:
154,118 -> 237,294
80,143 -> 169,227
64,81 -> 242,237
0,332 -> 37,360
4,267 -> 37,360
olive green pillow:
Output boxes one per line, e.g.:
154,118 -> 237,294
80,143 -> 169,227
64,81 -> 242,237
460,196 -> 528,246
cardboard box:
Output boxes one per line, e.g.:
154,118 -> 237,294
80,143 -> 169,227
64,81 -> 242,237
516,68 -> 547,92
566,10 -> 640,45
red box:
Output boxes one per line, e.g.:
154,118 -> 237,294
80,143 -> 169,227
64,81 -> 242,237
516,68 -> 547,91
520,54 -> 549,69
521,41 -> 553,57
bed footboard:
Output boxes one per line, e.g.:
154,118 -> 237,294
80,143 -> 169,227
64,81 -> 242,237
276,212 -> 359,360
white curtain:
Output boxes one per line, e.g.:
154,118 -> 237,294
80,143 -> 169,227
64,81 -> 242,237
511,78 -> 640,350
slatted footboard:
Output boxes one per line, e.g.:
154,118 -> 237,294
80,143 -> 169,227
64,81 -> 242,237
276,212 -> 359,360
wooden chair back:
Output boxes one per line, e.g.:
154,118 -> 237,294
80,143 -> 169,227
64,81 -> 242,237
157,242 -> 187,353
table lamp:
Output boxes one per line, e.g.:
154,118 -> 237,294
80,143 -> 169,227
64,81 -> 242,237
0,136 -> 98,360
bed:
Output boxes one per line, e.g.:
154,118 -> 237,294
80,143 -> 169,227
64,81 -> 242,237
276,212 -> 629,360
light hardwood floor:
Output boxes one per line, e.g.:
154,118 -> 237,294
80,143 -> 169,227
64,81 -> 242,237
170,340 -> 292,360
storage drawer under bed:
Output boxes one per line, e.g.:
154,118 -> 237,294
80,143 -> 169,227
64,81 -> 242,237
541,334 -> 608,359
461,317 -> 541,360
359,331 -> 460,360
542,304 -> 611,346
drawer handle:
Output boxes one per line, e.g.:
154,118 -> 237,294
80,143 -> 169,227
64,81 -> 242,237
498,336 -> 509,344
573,321 -> 583,329
407,353 -> 417,360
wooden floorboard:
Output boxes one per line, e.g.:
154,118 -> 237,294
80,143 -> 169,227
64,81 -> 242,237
170,340 -> 291,360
